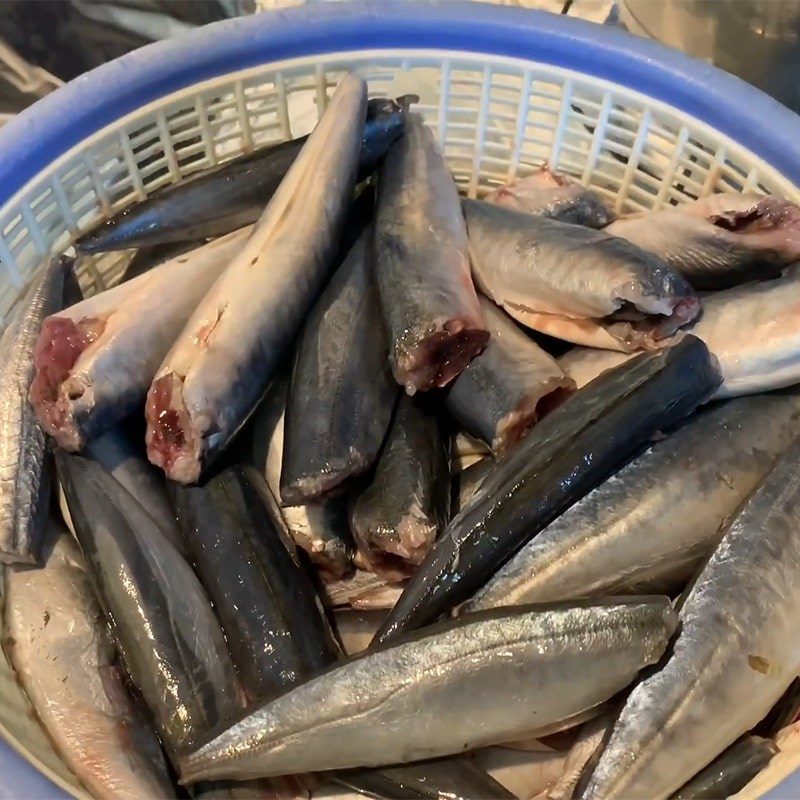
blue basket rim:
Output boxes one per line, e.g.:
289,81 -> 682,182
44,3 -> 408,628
1,0 -> 800,205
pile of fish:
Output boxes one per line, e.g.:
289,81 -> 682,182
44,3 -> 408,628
3,71 -> 800,800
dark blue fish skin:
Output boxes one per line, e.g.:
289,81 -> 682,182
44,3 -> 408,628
374,336 -> 722,645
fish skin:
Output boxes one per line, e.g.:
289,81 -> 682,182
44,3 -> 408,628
560,265 -> 800,399
179,598 -> 677,782
485,166 -> 615,228
334,610 -> 388,656
374,336 -> 721,644
119,239 -> 206,283
350,395 -> 450,580
4,519 -> 175,800
76,97 -> 407,253
669,736 -> 779,800
375,114 -> 488,393
170,465 -> 341,703
55,451 -> 240,755
146,75 -> 368,484
84,425 -> 187,556
248,376 -> 355,581
466,392 -> 800,611
30,229 -> 249,452
451,456 -> 493,515
280,226 -> 398,504
462,198 -> 700,352
322,570 -> 405,610
581,434 -> 800,800
607,193 -> 800,290
0,256 -> 66,564
445,298 -> 575,456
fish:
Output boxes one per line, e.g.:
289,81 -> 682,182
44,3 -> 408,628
451,430 -> 491,472
560,265 -> 800,399
451,456 -> 493,514
322,570 -> 406,610
375,114 -> 488,393
248,376 -> 355,580
485,166 -> 614,228
170,465 -> 341,703
606,193 -> 800,290
0,256 -> 67,564
374,336 -> 721,644
462,198 -> 700,351
335,757 -> 516,799
580,433 -> 800,800
76,97 -> 407,253
55,451 -> 240,755
4,518 -> 175,800
754,678 -> 800,738
475,747 -> 570,800
179,597 -> 677,782
119,239 -> 206,283
84,425 -> 186,556
334,610 -> 388,656
350,395 -> 450,579
558,348 -> 632,390
280,227 -> 398,504
465,392 -> 800,611
30,229 -> 249,452
444,298 -> 575,455
669,736 -> 779,800
146,74 -> 368,484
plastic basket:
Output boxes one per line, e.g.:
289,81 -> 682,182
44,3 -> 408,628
0,2 -> 799,796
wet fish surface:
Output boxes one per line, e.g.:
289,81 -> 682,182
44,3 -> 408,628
180,598 -> 676,782
462,198 -> 700,351
581,433 -> 800,800
445,298 -> 575,455
280,227 -> 397,504
4,519 -> 175,799
466,392 -> 800,610
607,193 -> 800,290
171,465 -> 340,702
375,114 -> 488,393
451,456 -> 493,515
0,256 -> 66,564
350,395 -> 450,579
146,75 -> 368,484
30,230 -> 248,452
374,336 -> 721,644
76,97 -> 407,253
485,166 -> 614,228
322,570 -> 405,610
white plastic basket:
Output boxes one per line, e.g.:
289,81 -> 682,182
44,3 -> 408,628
1,2 -> 799,797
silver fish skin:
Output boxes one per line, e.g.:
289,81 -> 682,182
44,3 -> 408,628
466,392 -> 800,611
581,434 -> 800,800
607,193 -> 800,290
445,297 -> 575,455
350,394 -> 450,580
5,519 -> 175,800
375,114 -> 488,393
146,75 -> 367,484
559,265 -> 800,399
280,227 -> 398,504
30,229 -> 248,452
485,166 -> 614,228
462,198 -> 700,352
0,256 -> 66,564
180,598 -> 676,782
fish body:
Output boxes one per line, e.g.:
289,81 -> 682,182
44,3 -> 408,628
146,75 -> 368,483
30,230 -> 248,451
451,456 -> 493,514
607,193 -> 800,290
485,166 -> 614,228
350,395 -> 450,579
76,97 -> 406,253
280,227 -> 397,504
375,115 -> 487,393
0,256 -> 66,563
375,336 -> 721,643
581,434 -> 800,800
171,465 -> 340,702
180,598 -> 676,782
445,298 -> 575,455
4,520 -> 174,799
322,570 -> 405,610
466,392 -> 800,610
462,198 -> 699,351
56,451 -> 239,754
334,610 -> 388,655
